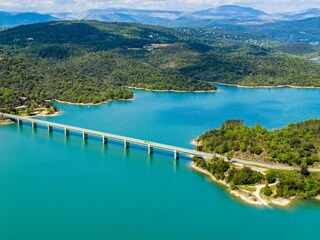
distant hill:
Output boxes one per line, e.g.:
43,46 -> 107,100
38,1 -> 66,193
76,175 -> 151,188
186,5 -> 268,20
1,6 -> 320,44
246,17 -> 320,43
52,8 -> 183,24
51,6 -> 320,24
1,21 -> 320,115
0,12 -> 57,27
274,8 -> 320,21
50,6 -> 320,25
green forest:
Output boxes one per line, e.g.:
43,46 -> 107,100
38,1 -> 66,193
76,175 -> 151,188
1,21 -> 320,115
193,156 -> 320,199
196,119 -> 320,167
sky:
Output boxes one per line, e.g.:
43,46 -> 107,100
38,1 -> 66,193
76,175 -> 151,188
1,0 -> 320,13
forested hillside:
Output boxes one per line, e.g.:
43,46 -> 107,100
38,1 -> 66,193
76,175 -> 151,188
1,21 -> 320,115
196,119 -> 320,167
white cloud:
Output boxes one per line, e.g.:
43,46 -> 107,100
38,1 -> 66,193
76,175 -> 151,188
0,0 -> 320,13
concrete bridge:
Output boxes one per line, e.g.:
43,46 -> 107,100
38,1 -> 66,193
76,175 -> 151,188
2,113 -> 213,160
3,113 -> 320,172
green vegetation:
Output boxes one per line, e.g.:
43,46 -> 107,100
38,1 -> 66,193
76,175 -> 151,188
194,119 -> 320,202
262,185 -> 273,196
245,17 -> 320,43
193,156 -> 263,186
196,119 -> 320,167
0,21 -> 217,114
1,21 -> 320,114
275,43 -> 317,56
193,156 -> 320,201
267,169 -> 320,198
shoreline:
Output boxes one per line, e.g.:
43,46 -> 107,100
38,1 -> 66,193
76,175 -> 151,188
128,86 -> 217,93
190,162 -> 291,207
213,82 -> 320,89
0,110 -> 61,126
54,98 -> 133,106
0,119 -> 14,126
27,110 -> 62,118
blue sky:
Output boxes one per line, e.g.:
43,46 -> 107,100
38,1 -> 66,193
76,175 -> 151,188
1,0 -> 320,13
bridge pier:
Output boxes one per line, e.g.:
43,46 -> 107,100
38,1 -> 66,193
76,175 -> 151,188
17,118 -> 22,126
148,145 -> 153,154
174,150 -> 180,160
31,121 -> 37,129
124,140 -> 129,149
48,125 -> 52,132
102,136 -> 108,144
64,128 -> 70,136
82,132 -> 88,140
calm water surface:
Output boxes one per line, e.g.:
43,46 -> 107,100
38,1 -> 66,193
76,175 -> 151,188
1,85 -> 320,239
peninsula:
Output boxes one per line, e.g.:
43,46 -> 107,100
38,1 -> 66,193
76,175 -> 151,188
193,119 -> 320,207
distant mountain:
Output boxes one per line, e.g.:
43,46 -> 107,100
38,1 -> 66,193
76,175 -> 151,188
3,5 -> 320,28
50,6 -> 320,28
245,17 -> 320,43
2,5 -> 320,44
0,12 -> 57,27
275,8 -> 320,21
185,5 -> 268,20
52,8 -> 183,24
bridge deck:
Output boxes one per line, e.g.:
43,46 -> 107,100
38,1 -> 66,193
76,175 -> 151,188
3,113 -> 213,159
3,113 -> 320,171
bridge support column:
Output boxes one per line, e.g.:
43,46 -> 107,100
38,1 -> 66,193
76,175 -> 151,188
48,125 -> 52,132
174,150 -> 179,160
124,140 -> 129,149
82,132 -> 88,140
102,137 -> 108,144
17,118 -> 22,126
64,128 -> 70,136
31,121 -> 37,129
148,145 -> 153,154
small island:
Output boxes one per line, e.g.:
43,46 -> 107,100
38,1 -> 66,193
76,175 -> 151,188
192,119 -> 320,207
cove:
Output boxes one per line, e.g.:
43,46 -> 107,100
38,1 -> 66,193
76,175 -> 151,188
1,85 -> 320,240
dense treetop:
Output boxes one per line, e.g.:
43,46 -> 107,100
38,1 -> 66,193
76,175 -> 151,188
193,156 -> 320,199
196,119 -> 320,167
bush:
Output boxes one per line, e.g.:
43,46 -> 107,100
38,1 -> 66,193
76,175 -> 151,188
227,167 -> 264,185
227,151 -> 234,160
249,146 -> 263,155
262,185 -> 273,196
266,170 -> 277,184
229,181 -> 237,190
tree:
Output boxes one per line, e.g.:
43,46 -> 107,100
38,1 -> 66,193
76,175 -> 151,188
300,164 -> 310,176
262,185 -> 272,196
227,151 -> 234,161
266,170 -> 277,184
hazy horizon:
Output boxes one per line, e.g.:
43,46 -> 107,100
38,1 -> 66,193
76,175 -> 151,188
1,0 -> 320,14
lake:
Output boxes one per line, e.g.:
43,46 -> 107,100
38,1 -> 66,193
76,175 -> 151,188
1,85 -> 320,239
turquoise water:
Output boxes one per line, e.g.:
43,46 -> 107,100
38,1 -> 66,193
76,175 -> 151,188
1,85 -> 320,239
